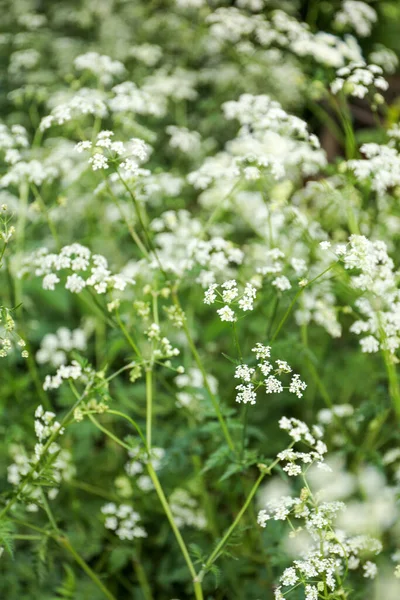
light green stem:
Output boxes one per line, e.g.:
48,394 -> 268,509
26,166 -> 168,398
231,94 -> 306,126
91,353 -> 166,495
172,291 -> 235,453
271,263 -> 336,343
198,471 -> 266,579
145,368 -> 153,450
58,536 -> 117,600
88,415 -> 203,599
146,463 -> 203,600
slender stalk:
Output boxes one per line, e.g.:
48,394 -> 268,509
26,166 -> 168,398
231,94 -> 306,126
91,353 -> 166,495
146,463 -> 203,600
172,291 -> 235,453
115,310 -> 141,358
198,471 -> 266,579
30,184 -> 60,248
69,479 -> 118,501
200,179 -> 242,237
198,450 -> 288,582
107,409 -> 147,447
88,415 -> 203,599
115,169 -> 167,277
270,263 -> 336,343
14,181 -> 29,306
40,489 -> 60,534
10,517 -> 116,600
145,368 -> 153,450
88,414 -> 132,451
382,348 -> 400,418
105,180 -> 149,258
240,404 -> 249,459
57,536 -> 117,600
132,557 -> 154,600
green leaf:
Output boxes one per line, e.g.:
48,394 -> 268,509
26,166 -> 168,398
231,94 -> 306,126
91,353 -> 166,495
0,520 -> 14,558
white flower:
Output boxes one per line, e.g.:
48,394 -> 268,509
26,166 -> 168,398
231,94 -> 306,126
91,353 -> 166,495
234,364 -> 255,382
360,335 -> 379,353
319,241 -> 331,250
65,274 -> 86,293
235,383 -> 257,405
265,375 -> 283,394
363,561 -> 378,579
280,566 -> 298,586
289,374 -> 307,398
42,274 -> 60,290
217,305 -> 236,322
89,153 -> 109,171
75,140 -> 92,153
252,343 -> 271,360
283,463 -> 302,476
272,276 -> 291,291
204,284 -> 218,304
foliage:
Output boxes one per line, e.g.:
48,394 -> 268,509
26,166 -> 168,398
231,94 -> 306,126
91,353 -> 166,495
1,1 -> 400,599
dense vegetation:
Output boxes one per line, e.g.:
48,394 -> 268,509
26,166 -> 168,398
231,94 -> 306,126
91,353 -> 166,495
1,1 -> 400,598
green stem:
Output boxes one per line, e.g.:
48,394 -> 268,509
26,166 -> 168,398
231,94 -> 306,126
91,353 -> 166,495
105,181 -> 149,258
172,291 -> 235,453
146,463 -> 203,600
270,263 -> 336,343
199,471 -> 266,578
0,388 -> 87,520
57,536 -> 117,600
106,409 -> 147,448
31,184 -> 60,248
115,310 -> 141,358
88,415 -> 202,599
145,368 -> 153,450
115,169 -> 167,277
382,348 -> 400,418
10,516 -> 116,600
132,557 -> 154,600
40,489 -> 60,533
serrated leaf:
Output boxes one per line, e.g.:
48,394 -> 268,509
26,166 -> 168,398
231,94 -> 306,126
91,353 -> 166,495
0,520 -> 15,558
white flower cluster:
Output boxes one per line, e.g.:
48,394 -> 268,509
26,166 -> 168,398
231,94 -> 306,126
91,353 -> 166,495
36,327 -> 87,367
317,403 -> 354,425
175,367 -> 218,412
234,345 -> 307,405
169,489 -> 207,530
0,159 -> 58,188
204,279 -> 257,322
26,243 -> 134,295
331,62 -> 388,98
341,235 -> 400,354
129,44 -> 163,66
189,93 -> 325,190
150,210 -> 244,280
334,1 -> 377,37
7,405 -> 75,511
166,125 -> 201,154
75,130 -> 151,176
74,52 -> 125,85
0,123 -> 28,165
207,7 -> 363,68
109,81 -> 166,118
145,323 -> 181,366
124,445 -> 165,492
101,503 -> 147,540
34,404 -> 64,442
347,142 -> 400,196
369,46 -> 398,74
40,88 -> 108,131
295,286 -> 342,339
42,360 -> 84,391
258,419 -> 382,598
0,306 -> 28,358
